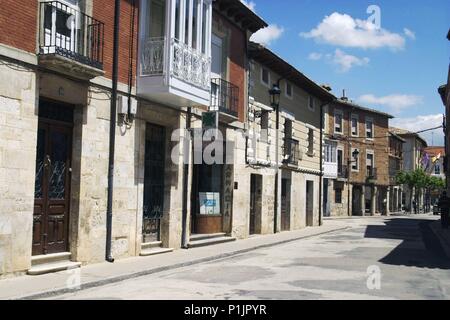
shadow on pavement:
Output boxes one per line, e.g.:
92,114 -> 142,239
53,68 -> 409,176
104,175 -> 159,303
364,218 -> 450,270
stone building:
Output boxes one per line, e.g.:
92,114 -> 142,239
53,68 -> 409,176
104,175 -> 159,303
246,43 -> 335,232
388,131 -> 405,213
0,0 -> 268,277
323,96 -> 394,217
390,127 -> 428,212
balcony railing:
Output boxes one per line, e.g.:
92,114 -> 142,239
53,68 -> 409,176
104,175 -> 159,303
283,138 -> 300,165
367,167 -> 378,180
210,78 -> 239,117
140,37 -> 211,90
338,164 -> 348,179
39,1 -> 104,69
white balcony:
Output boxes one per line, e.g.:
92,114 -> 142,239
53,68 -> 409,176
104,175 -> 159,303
137,0 -> 212,108
323,162 -> 338,179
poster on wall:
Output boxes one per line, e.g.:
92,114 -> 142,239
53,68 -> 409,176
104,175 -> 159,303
199,192 -> 221,215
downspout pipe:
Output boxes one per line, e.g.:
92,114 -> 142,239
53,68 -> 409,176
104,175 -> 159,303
319,103 -> 324,226
273,77 -> 283,234
181,107 -> 192,249
105,0 -> 121,263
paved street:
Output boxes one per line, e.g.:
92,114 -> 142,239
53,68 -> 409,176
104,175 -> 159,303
53,215 -> 450,300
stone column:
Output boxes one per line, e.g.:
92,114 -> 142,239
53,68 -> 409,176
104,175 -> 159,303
385,187 -> 390,216
371,186 -> 377,216
360,185 -> 366,216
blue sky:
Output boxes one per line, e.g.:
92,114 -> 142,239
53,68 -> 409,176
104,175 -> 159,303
244,0 -> 450,145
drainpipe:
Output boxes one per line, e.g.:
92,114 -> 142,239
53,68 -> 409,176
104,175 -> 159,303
181,107 -> 192,248
319,103 -> 325,226
273,78 -> 283,234
105,0 -> 121,263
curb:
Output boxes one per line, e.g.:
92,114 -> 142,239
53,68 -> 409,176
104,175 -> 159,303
14,226 -> 349,300
429,221 -> 450,260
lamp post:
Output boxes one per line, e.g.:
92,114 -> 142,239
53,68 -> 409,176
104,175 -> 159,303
269,84 -> 281,233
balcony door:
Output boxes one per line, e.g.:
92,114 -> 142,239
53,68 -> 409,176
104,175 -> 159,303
211,34 -> 223,111
42,0 -> 80,54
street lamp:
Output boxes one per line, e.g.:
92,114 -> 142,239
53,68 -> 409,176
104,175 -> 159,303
269,84 -> 281,108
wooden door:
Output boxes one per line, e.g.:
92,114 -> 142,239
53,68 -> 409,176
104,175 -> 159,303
33,121 -> 72,256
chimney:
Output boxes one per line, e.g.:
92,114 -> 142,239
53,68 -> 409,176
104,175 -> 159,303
341,89 -> 348,101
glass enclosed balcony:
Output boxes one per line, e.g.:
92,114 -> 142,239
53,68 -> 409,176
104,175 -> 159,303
137,0 -> 212,107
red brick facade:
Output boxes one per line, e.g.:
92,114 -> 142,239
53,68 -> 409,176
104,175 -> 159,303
93,0 -> 139,85
0,0 -> 38,53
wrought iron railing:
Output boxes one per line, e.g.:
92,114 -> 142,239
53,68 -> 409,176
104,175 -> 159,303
283,138 -> 300,165
367,167 -> 378,180
39,1 -> 104,69
338,164 -> 348,179
210,78 -> 239,117
141,37 -> 165,75
140,37 -> 211,90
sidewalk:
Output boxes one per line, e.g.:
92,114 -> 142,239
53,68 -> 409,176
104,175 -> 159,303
0,220 -> 349,300
429,220 -> 450,259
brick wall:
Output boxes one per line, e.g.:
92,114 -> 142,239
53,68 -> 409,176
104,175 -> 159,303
327,103 -> 390,186
93,0 -> 139,85
0,0 -> 38,53
213,11 -> 247,123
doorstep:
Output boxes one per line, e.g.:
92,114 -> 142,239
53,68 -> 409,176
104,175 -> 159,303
187,233 -> 236,248
28,252 -> 81,276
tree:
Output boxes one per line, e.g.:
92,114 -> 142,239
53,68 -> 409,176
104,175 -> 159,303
395,169 -> 444,213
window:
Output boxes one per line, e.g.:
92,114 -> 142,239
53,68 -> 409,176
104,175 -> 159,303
366,152 -> 374,176
308,128 -> 314,155
325,144 -> 336,163
192,0 -> 198,49
352,148 -> 359,171
284,119 -> 293,138
211,34 -> 223,78
435,164 -> 441,175
351,115 -> 358,136
308,96 -> 315,111
334,110 -> 343,134
175,0 -> 181,40
201,2 -> 208,54
261,68 -> 270,87
260,111 -> 269,142
286,83 -> 293,98
184,0 -> 190,45
366,118 -> 374,139
335,188 -> 342,204
337,149 -> 344,175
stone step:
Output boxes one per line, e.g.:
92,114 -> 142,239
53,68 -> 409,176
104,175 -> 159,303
187,236 -> 236,249
31,252 -> 72,266
27,260 -> 81,276
139,247 -> 174,257
189,233 -> 227,242
141,241 -> 163,250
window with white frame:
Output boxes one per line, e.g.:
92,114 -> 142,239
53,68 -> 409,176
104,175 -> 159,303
337,148 -> 344,174
366,117 -> 374,139
351,114 -> 358,136
435,163 -> 441,175
352,148 -> 359,171
308,95 -> 315,111
260,111 -> 270,143
261,67 -> 270,87
286,82 -> 293,98
334,110 -> 343,134
324,143 -> 336,163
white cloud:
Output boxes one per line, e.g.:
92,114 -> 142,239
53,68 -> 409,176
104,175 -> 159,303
404,28 -> 416,40
332,49 -> 369,72
250,24 -> 284,46
240,0 -> 256,11
300,12 -> 406,50
358,94 -> 423,114
391,114 -> 445,146
308,52 -> 323,61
